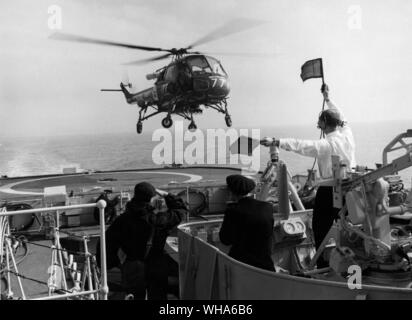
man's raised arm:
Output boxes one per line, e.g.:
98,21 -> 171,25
322,84 -> 346,123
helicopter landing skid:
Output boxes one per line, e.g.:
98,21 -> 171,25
205,100 -> 227,113
138,110 -> 162,122
135,108 -> 163,134
134,98 -> 230,134
205,100 -> 232,127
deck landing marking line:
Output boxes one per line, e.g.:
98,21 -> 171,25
0,171 -> 203,196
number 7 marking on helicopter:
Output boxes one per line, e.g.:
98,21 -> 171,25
211,77 -> 224,88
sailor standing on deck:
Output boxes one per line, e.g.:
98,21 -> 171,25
219,174 -> 275,271
97,182 -> 187,300
261,84 -> 356,267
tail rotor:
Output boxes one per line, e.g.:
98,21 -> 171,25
121,69 -> 132,89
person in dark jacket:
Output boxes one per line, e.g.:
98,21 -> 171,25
219,175 -> 275,272
93,190 -> 119,224
97,182 -> 187,300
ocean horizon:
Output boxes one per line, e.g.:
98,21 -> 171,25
1,119 -> 411,187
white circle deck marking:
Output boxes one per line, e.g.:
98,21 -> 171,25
0,171 -> 203,196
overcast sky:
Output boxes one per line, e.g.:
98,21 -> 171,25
1,0 -> 411,138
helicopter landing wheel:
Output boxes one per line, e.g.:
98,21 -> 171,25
225,114 -> 232,127
161,116 -> 173,128
136,121 -> 143,134
188,121 -> 197,131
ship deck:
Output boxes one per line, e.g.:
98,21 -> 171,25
0,166 -> 244,300
0,166 -> 244,200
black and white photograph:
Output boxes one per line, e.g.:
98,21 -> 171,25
1,0 -> 412,307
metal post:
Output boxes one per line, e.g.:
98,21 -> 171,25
256,145 -> 279,201
5,236 -> 13,298
278,162 -> 290,220
6,237 -> 26,300
48,245 -> 56,296
55,210 -> 68,291
83,237 -> 94,300
186,186 -> 190,222
288,180 -> 305,211
0,211 -> 5,298
91,259 -> 100,300
97,200 -> 108,300
269,145 -> 279,163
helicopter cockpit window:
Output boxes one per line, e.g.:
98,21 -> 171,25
164,65 -> 178,81
186,56 -> 212,73
205,56 -> 227,76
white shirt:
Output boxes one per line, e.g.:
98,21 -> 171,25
279,99 -> 356,179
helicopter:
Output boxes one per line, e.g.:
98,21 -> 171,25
50,19 -> 265,134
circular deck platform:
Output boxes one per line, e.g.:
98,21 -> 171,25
0,166 -> 243,199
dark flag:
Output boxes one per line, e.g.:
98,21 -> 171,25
230,136 -> 260,156
300,58 -> 323,82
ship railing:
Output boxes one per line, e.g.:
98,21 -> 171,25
0,200 -> 108,300
382,129 -> 412,166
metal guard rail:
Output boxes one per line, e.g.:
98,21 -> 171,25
0,200 -> 108,300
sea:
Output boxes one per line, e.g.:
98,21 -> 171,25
1,120 -> 412,188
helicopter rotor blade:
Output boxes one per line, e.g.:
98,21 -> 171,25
123,53 -> 172,66
201,51 -> 279,58
187,18 -> 267,49
49,32 -> 172,52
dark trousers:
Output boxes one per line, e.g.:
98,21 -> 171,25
121,254 -> 171,300
146,254 -> 169,300
121,260 -> 146,300
312,186 -> 340,267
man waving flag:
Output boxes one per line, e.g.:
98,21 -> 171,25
300,58 -> 323,82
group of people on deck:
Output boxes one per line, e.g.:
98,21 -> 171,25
100,83 -> 356,299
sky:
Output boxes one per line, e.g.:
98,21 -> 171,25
1,0 -> 412,138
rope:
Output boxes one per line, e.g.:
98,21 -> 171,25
4,270 -> 90,299
7,236 -> 90,257
58,229 -> 93,240
6,269 -> 52,288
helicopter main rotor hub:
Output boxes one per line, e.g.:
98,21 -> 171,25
170,48 -> 189,55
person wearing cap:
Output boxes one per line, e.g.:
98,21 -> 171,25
261,84 -> 356,267
98,181 -> 187,299
219,174 -> 275,271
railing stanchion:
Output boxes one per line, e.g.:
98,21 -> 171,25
97,200 -> 108,300
0,201 -> 109,300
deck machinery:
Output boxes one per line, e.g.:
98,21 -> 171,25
251,130 -> 412,287
312,130 -> 412,287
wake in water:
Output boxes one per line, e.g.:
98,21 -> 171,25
7,150 -> 80,177
0,139 -> 80,177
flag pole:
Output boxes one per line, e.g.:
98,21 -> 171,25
320,58 -> 326,110
320,59 -> 326,137
320,58 -> 325,85
304,58 -> 325,191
